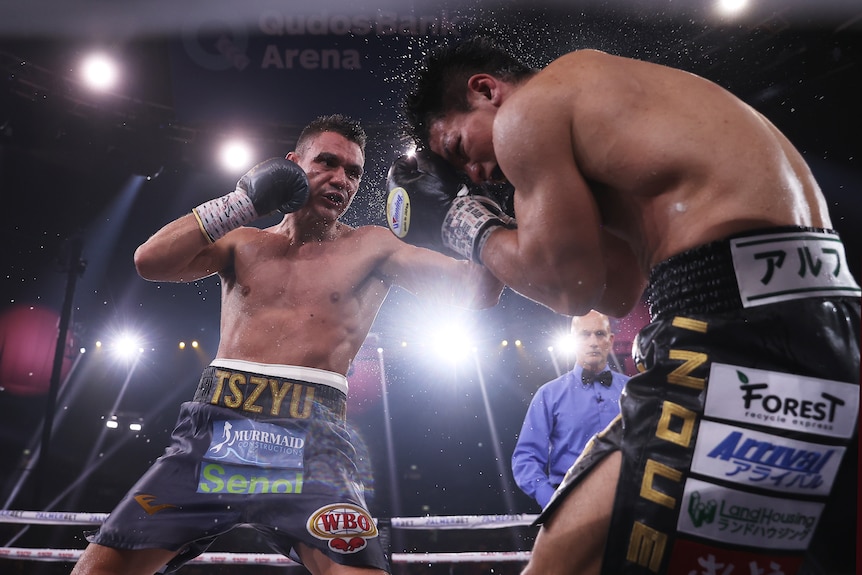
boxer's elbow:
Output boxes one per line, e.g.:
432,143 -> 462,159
476,284 -> 504,309
519,258 -> 604,316
133,242 -> 160,280
461,268 -> 504,309
133,241 -> 186,282
546,289 -> 601,317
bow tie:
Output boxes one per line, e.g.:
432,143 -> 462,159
582,370 -> 613,387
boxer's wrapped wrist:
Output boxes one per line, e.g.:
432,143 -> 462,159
442,195 -> 516,264
192,190 -> 259,243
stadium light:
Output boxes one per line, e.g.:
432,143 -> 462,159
716,0 -> 749,17
80,52 -> 119,91
553,332 -> 577,356
427,319 -> 474,364
219,139 -> 254,172
110,332 -> 144,362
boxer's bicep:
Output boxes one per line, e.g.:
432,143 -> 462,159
488,119 -> 607,314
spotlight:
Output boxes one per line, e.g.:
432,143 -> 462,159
553,332 -> 577,355
102,330 -> 145,363
427,320 -> 473,364
105,415 -> 119,429
716,0 -> 749,17
81,53 -> 119,91
219,139 -> 254,172
112,334 -> 142,361
129,422 -> 143,432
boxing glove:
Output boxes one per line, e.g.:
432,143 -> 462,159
386,151 -> 468,254
193,158 -> 310,242
442,194 -> 516,264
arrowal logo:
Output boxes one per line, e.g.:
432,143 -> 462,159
386,187 -> 410,238
691,421 -> 845,496
307,503 -> 378,554
704,363 -> 859,439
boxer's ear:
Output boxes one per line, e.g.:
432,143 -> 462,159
466,74 -> 504,107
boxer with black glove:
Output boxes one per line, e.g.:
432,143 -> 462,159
193,157 -> 310,243
386,150 -> 515,263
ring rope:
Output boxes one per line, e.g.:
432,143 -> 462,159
0,548 -> 533,565
0,510 -> 538,529
0,510 -> 537,566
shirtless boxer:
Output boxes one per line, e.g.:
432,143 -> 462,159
387,38 -> 860,574
70,114 -> 503,575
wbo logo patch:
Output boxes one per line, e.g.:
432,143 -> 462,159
306,503 -> 378,554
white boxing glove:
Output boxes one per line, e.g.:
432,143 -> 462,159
442,194 -> 516,263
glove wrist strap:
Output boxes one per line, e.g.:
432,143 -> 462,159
473,225 -> 502,265
443,196 -> 514,264
192,190 -> 259,243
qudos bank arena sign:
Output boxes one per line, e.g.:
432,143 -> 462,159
172,9 -> 467,124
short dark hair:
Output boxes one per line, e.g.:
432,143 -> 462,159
296,114 -> 367,156
405,37 -> 535,147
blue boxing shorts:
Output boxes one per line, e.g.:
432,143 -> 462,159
537,227 -> 860,575
88,359 -> 390,573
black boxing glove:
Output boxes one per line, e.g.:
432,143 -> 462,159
442,194 -> 516,264
386,151 -> 468,253
193,158 -> 310,243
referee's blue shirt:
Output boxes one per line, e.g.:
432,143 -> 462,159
511,364 -> 628,508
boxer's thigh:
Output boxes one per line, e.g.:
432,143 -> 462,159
71,543 -> 178,575
523,451 -> 621,575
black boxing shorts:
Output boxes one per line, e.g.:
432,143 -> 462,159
88,359 -> 390,573
537,227 -> 860,575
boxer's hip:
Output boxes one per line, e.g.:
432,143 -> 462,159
193,359 -> 348,421
646,226 -> 860,320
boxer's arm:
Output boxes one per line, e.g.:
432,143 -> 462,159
480,103 -> 645,316
135,158 -> 309,283
134,213 -> 234,282
373,227 -> 503,309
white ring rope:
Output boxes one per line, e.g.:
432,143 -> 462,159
0,510 -> 107,526
0,510 -> 538,529
0,548 -> 533,565
0,510 -> 538,566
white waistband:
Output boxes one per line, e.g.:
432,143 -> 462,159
210,358 -> 349,395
